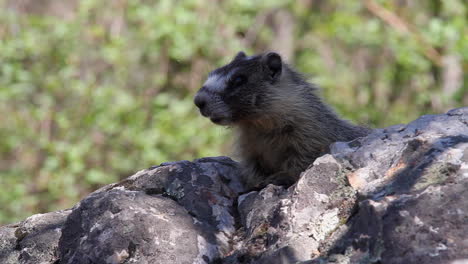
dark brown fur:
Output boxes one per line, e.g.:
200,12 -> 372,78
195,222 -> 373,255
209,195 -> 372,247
194,52 -> 371,189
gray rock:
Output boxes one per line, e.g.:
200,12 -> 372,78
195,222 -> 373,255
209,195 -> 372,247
231,107 -> 468,263
58,156 -> 242,264
320,107 -> 468,264
0,108 -> 467,264
1,157 -> 242,264
235,154 -> 356,263
58,189 -> 206,264
0,210 -> 70,264
0,224 -> 20,264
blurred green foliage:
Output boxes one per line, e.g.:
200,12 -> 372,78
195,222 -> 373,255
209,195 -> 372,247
0,0 -> 466,224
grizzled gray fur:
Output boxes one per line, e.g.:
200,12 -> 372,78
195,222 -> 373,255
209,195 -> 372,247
194,51 -> 371,189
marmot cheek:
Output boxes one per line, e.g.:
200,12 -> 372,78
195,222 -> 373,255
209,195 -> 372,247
252,94 -> 261,107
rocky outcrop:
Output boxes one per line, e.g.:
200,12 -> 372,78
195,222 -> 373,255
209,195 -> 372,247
1,107 -> 467,264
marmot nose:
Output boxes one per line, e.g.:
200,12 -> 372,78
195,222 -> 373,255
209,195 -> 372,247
194,93 -> 207,111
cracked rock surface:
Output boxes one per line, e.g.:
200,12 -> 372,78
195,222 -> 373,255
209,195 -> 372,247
0,107 -> 467,264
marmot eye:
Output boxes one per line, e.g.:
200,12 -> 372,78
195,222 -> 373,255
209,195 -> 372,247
230,75 -> 247,87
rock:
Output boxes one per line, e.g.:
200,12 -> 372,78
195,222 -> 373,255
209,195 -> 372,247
232,107 -> 468,264
1,157 -> 242,264
0,210 -> 70,264
59,190 -> 206,264
57,156 -> 242,264
0,224 -> 20,264
234,154 -> 356,263
320,107 -> 468,264
0,108 -> 467,264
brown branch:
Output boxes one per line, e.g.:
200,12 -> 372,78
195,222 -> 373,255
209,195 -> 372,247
363,0 -> 443,66
243,11 -> 270,47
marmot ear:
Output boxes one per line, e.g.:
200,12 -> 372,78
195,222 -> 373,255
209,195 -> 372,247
262,52 -> 282,82
234,51 -> 247,60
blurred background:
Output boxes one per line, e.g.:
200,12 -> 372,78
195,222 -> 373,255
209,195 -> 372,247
0,0 -> 466,224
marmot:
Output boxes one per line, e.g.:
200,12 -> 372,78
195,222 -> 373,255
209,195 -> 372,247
194,51 -> 371,189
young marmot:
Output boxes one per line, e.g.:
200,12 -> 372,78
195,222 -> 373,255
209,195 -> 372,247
194,51 -> 371,189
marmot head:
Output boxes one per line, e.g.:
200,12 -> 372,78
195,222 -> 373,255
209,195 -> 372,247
194,51 -> 283,125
